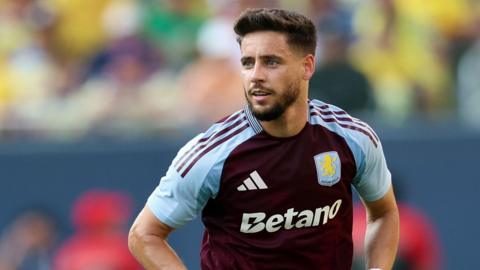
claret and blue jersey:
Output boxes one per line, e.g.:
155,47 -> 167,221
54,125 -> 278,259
147,99 -> 391,270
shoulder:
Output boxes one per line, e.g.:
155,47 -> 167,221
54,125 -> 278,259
308,99 -> 379,150
309,101 -> 391,201
172,108 -> 258,178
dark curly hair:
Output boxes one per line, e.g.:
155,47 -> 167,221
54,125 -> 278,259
234,8 -> 317,56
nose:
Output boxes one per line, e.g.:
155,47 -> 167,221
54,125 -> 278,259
250,62 -> 266,83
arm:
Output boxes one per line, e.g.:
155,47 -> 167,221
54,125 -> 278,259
362,185 -> 399,270
128,206 -> 187,270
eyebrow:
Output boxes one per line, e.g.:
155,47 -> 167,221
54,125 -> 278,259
260,54 -> 282,60
240,54 -> 283,61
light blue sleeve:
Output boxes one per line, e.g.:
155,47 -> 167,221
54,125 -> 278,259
146,134 -> 221,228
308,100 -> 391,202
145,122 -> 255,228
351,138 -> 392,202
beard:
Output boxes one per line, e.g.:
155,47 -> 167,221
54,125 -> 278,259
245,80 -> 300,121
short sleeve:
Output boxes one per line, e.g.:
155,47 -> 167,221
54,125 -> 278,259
146,134 -> 219,228
353,139 -> 392,202
145,110 -> 256,228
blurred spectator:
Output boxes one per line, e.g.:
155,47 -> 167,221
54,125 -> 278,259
48,0 -> 111,61
3,0 -> 187,139
349,0 -> 467,122
141,0 -> 208,71
178,0 -> 246,126
457,40 -> 480,129
71,0 -> 172,136
352,180 -> 442,270
88,0 -> 159,80
0,0 -> 58,135
52,189 -> 140,270
455,2 -> 480,129
0,208 -> 58,270
308,0 -> 375,116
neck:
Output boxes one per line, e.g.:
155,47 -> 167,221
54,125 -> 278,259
259,96 -> 309,138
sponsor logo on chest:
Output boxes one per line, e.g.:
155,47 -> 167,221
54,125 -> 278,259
240,199 -> 342,233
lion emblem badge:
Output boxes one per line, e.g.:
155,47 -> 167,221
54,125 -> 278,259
314,151 -> 341,186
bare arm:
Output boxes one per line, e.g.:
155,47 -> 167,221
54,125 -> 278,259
128,206 -> 187,270
363,185 -> 400,270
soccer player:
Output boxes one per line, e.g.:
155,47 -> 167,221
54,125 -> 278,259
128,8 -> 399,270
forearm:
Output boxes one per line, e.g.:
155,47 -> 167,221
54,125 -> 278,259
129,230 -> 187,270
128,212 -> 187,270
364,209 -> 399,270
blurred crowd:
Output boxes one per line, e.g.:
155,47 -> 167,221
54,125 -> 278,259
1,0 -> 480,140
0,190 -> 141,270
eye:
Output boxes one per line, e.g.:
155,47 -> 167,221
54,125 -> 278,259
265,58 -> 279,67
241,58 -> 254,69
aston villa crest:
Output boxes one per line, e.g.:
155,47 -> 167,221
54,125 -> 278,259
314,151 -> 341,186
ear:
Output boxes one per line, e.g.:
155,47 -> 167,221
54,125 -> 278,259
302,54 -> 315,80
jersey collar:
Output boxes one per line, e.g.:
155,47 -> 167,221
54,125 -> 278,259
244,104 -> 263,134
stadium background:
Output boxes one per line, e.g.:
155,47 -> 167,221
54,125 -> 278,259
1,0 -> 479,269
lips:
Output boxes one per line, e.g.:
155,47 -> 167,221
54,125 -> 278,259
250,88 -> 272,97
252,91 -> 270,97
250,88 -> 272,103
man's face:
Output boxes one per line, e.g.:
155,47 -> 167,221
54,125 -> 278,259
240,31 -> 306,121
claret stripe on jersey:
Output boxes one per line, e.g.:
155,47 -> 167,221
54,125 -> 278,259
310,104 -> 379,147
318,108 -> 379,142
310,105 -> 380,141
179,123 -> 250,177
176,118 -> 250,177
174,111 -> 244,168
175,114 -> 247,173
310,104 -> 380,141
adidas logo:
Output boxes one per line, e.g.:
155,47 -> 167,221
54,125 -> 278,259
237,171 -> 268,191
